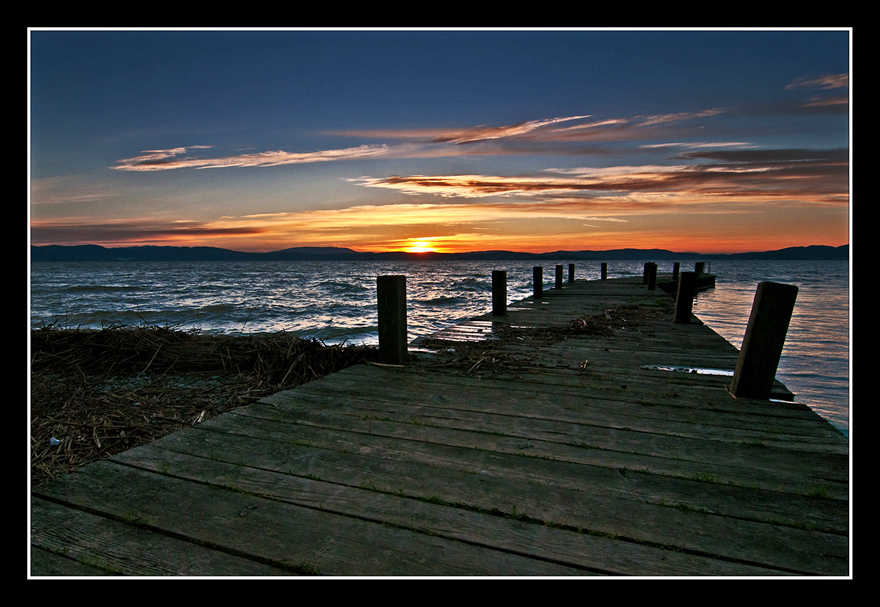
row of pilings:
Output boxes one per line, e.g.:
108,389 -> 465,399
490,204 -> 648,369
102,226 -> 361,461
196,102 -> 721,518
376,262 -> 797,401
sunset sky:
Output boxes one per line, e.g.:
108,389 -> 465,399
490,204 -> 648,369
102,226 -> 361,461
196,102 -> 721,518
29,28 -> 851,255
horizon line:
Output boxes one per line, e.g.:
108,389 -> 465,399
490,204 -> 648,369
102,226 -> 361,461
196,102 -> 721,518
30,242 -> 849,257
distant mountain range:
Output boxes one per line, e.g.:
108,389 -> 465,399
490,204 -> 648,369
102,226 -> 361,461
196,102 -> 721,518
30,244 -> 849,263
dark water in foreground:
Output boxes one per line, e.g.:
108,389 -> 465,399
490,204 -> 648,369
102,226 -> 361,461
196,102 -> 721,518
29,259 -> 850,436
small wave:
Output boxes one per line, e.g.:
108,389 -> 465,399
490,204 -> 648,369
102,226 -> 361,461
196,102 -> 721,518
453,277 -> 492,292
317,280 -> 370,293
194,303 -> 239,314
418,295 -> 467,306
64,284 -> 142,293
295,323 -> 379,345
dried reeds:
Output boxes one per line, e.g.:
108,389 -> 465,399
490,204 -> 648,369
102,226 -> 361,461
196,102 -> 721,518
30,324 -> 377,485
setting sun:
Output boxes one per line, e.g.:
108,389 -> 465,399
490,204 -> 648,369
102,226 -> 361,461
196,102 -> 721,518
402,238 -> 439,253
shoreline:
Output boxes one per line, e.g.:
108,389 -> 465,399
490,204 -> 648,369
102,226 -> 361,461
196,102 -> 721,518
30,325 -> 377,486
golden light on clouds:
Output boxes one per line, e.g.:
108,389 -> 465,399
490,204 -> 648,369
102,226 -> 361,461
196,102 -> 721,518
32,143 -> 849,254
31,86 -> 849,255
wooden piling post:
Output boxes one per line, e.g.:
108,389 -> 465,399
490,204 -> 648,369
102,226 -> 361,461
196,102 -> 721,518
643,262 -> 651,284
555,265 -> 564,289
377,275 -> 407,365
492,270 -> 507,316
673,262 -> 680,281
729,282 -> 799,399
568,263 -> 575,283
647,262 -> 658,290
601,262 -> 607,280
674,272 -> 697,324
695,261 -> 706,274
533,267 -> 543,298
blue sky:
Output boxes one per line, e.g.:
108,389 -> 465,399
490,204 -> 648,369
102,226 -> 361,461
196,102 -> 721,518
29,28 -> 850,254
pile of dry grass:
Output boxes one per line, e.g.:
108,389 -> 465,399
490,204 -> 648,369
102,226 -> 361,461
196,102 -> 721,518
30,325 -> 377,486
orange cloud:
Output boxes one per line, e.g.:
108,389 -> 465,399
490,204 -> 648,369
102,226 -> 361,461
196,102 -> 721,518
351,147 -> 848,206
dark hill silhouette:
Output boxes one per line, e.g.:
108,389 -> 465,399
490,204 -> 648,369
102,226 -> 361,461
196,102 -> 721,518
30,244 -> 849,262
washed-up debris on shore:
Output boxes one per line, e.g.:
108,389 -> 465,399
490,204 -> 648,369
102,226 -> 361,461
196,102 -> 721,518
30,324 -> 377,485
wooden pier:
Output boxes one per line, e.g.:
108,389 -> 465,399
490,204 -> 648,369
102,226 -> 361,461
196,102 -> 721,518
30,270 -> 849,577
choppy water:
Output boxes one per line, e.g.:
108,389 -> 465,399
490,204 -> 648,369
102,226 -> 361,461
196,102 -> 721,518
29,258 -> 850,436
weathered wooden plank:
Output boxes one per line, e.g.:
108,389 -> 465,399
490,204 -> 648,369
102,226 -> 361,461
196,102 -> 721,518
31,546 -> 119,576
112,441 -> 792,576
268,377 -> 843,460
31,497 -> 293,576
33,459 -> 588,576
220,395 -> 848,528
250,387 -> 848,496
108,419 -> 846,574
289,366 -> 849,453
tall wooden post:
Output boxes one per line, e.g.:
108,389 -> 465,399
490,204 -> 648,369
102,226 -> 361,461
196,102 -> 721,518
555,265 -> 564,289
492,270 -> 507,317
377,275 -> 407,365
673,262 -> 680,281
601,262 -> 607,280
568,263 -> 575,283
533,267 -> 543,298
674,272 -> 697,324
647,262 -> 658,290
643,262 -> 651,284
729,282 -> 798,399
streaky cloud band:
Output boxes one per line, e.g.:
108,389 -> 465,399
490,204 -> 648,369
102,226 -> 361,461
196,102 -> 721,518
112,144 -> 390,171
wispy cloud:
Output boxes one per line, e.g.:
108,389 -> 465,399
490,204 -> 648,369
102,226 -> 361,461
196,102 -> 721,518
634,109 -> 725,128
782,73 -> 849,114
428,115 -> 592,144
30,218 -> 269,246
112,144 -> 391,171
30,176 -> 120,206
110,111 -> 738,173
785,73 -> 849,90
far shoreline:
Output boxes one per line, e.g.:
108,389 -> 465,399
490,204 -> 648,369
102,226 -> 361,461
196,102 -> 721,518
29,243 -> 850,263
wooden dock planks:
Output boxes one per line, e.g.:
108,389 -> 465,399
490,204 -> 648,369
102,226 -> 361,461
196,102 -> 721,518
30,275 -> 849,577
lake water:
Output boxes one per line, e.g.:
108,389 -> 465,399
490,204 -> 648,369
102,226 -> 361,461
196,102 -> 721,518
29,258 -> 850,436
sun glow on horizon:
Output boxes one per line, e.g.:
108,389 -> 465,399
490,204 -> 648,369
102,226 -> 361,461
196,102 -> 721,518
401,237 -> 441,253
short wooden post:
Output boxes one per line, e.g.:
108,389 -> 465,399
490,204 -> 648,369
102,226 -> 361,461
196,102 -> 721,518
647,262 -> 658,290
533,267 -> 543,298
492,270 -> 507,316
729,282 -> 799,399
674,272 -> 697,324
555,265 -> 564,289
601,262 -> 607,280
695,261 -> 706,274
568,263 -> 575,283
673,262 -> 680,281
377,275 -> 407,365
643,262 -> 651,284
